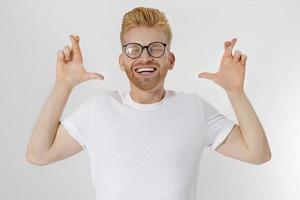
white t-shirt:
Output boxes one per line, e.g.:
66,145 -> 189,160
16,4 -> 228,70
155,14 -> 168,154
60,89 -> 235,200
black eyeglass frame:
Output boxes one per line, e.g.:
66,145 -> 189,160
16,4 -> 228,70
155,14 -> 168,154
122,41 -> 168,59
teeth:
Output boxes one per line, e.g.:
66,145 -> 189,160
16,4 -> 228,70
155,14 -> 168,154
135,67 -> 156,73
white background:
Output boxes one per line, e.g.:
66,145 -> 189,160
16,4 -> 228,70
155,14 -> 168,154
1,0 -> 299,199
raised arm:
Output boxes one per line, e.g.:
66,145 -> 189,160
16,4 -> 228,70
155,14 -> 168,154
26,35 -> 104,165
198,38 -> 271,165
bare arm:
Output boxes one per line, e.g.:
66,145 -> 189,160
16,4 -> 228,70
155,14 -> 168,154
199,38 -> 271,164
26,82 -> 72,164
216,90 -> 271,164
26,35 -> 104,165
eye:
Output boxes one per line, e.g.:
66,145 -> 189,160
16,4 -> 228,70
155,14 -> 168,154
127,47 -> 140,54
150,43 -> 164,51
126,44 -> 141,55
126,44 -> 141,57
149,43 -> 165,57
150,43 -> 164,52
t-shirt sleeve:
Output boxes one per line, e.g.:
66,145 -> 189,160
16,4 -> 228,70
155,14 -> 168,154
198,94 -> 236,150
60,95 -> 95,149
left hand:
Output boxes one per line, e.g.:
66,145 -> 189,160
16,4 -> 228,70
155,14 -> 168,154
198,38 -> 247,93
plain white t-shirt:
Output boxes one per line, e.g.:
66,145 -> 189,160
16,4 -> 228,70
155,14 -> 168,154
60,89 -> 235,200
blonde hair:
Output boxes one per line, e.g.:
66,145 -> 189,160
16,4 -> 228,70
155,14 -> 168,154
120,7 -> 172,45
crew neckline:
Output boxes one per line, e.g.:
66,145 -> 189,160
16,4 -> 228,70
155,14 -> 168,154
122,89 -> 174,111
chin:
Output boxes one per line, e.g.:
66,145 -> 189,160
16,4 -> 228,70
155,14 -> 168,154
124,67 -> 167,91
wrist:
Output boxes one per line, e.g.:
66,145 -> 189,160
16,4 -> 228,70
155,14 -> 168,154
226,88 -> 245,97
54,81 -> 73,93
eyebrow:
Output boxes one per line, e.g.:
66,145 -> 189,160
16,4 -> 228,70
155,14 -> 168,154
123,41 -> 167,46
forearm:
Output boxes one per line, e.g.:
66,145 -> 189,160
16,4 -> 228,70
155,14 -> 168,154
227,89 -> 271,160
26,82 -> 72,159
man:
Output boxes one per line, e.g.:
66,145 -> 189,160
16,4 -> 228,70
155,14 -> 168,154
26,7 -> 271,200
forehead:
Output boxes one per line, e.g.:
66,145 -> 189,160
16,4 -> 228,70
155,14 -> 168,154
123,26 -> 167,45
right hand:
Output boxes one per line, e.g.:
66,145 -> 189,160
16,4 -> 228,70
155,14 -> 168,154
56,34 -> 104,89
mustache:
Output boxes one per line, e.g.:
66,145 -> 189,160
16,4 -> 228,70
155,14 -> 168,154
133,60 -> 160,68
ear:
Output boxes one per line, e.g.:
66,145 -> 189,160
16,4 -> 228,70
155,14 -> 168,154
119,54 -> 125,71
168,52 -> 175,70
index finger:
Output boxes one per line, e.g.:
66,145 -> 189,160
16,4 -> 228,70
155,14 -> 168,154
70,34 -> 83,62
224,38 -> 237,57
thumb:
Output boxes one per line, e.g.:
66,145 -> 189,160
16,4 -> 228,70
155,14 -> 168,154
198,72 -> 216,81
84,72 -> 105,81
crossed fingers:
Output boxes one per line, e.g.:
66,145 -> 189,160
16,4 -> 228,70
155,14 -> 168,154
57,35 -> 83,63
224,38 -> 247,65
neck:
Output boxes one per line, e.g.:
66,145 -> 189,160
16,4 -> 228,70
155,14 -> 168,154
129,85 -> 166,104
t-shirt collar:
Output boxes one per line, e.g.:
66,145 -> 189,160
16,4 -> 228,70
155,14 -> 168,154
122,89 -> 174,111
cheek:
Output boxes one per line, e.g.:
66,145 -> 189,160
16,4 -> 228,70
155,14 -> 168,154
123,59 -> 134,69
160,58 -> 170,69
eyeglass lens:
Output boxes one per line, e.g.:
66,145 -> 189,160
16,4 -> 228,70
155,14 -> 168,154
125,42 -> 165,58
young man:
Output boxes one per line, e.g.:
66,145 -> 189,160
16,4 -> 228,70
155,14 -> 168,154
26,7 -> 271,200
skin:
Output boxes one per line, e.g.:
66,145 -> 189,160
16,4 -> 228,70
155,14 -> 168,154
26,35 -> 104,165
119,26 -> 175,104
56,35 -> 104,87
199,38 -> 272,164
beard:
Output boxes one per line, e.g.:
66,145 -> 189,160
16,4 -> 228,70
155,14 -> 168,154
124,62 -> 168,91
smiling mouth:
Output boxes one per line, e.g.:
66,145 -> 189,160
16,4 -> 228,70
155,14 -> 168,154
134,67 -> 158,76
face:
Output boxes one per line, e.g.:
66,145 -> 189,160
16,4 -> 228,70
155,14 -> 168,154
119,26 -> 175,91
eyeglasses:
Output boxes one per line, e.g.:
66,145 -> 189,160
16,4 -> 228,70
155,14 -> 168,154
122,42 -> 167,59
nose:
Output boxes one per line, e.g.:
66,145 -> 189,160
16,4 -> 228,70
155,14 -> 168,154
138,47 -> 152,61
